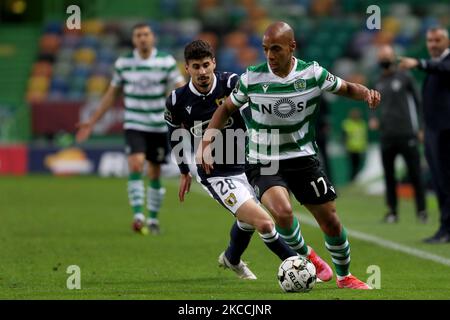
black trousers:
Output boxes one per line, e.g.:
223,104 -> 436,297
425,129 -> 450,234
348,152 -> 362,181
380,137 -> 426,215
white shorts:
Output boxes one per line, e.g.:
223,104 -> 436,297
197,173 -> 256,215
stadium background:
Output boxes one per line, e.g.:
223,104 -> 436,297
1,0 -> 450,301
0,0 -> 448,186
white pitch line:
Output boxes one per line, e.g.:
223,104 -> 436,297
295,212 -> 450,267
182,181 -> 450,268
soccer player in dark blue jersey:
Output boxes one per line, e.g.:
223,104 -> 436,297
165,40 -> 299,279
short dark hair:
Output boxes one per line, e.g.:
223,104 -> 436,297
132,22 -> 151,32
427,26 -> 449,38
184,40 -> 214,63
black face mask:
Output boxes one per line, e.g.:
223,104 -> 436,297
379,61 -> 393,69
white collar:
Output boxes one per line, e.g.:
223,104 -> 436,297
267,57 -> 298,80
440,48 -> 450,60
133,48 -> 157,61
189,74 -> 217,96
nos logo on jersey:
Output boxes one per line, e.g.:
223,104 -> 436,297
258,98 -> 308,118
274,98 -> 297,118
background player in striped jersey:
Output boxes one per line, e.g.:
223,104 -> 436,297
76,23 -> 185,235
165,40 -> 301,279
199,21 -> 381,289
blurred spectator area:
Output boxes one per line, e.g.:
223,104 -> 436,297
0,0 -> 449,143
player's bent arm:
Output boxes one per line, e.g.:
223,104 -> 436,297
418,59 -> 450,74
88,85 -> 121,125
203,97 -> 239,142
166,117 -> 192,201
335,80 -> 381,109
197,97 -> 239,174
178,172 -> 192,202
75,85 -> 121,143
167,124 -> 191,175
335,80 -> 369,101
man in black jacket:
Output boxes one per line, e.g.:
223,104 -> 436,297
371,45 -> 428,224
400,26 -> 450,243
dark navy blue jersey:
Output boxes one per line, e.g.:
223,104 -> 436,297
165,71 -> 247,178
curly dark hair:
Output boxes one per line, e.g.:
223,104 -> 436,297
184,40 -> 215,63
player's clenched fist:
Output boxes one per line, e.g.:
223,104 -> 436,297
365,89 -> 381,109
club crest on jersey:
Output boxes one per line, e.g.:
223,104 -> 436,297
215,96 -> 227,107
294,79 -> 306,92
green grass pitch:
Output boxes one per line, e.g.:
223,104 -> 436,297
1,175 -> 450,300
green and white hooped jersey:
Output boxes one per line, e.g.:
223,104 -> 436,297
112,48 -> 184,132
231,58 -> 342,162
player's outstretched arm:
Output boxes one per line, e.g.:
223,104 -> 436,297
179,173 -> 192,202
196,97 -> 239,174
335,81 -> 381,109
399,56 -> 450,74
75,85 -> 121,143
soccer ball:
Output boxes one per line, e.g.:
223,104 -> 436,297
277,256 -> 317,293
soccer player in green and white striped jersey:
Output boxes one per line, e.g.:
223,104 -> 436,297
198,22 -> 381,289
76,23 -> 185,235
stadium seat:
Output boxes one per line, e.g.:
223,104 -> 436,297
32,62 -> 53,78
99,34 -> 120,50
61,34 -> 81,49
56,48 -> 74,63
383,16 -> 402,35
69,76 -> 87,93
74,48 -> 96,65
44,21 -> 63,35
79,35 -> 100,49
48,89 -> 67,101
53,62 -> 73,78
50,76 -> 69,94
87,75 -> 109,95
92,62 -> 113,77
81,20 -> 104,35
39,34 -> 61,55
224,31 -> 249,50
72,64 -> 92,79
66,90 -> 84,101
103,22 -> 123,35
238,46 -> 259,70
28,76 -> 50,93
197,32 -> 219,51
217,48 -> 239,72
97,48 -> 117,65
